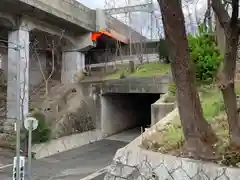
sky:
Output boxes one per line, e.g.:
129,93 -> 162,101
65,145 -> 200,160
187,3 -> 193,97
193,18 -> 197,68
77,0 -> 104,9
77,0 -> 208,38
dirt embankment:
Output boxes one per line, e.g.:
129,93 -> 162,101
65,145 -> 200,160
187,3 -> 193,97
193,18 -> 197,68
30,80 -> 95,139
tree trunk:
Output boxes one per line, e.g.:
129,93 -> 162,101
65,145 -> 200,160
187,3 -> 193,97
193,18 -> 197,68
212,0 -> 240,148
220,11 -> 240,148
158,0 -> 217,158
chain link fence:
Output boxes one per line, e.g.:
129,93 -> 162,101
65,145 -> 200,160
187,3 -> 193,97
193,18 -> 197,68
104,149 -> 240,180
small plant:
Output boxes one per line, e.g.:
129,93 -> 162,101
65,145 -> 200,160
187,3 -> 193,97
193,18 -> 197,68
168,83 -> 176,95
120,72 -> 126,79
28,109 -> 52,144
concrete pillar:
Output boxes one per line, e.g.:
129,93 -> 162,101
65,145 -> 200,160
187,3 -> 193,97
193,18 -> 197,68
5,29 -> 29,131
61,51 -> 85,84
96,8 -> 107,31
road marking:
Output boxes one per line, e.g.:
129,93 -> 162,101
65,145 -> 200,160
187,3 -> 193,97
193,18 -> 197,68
79,166 -> 109,180
0,163 -> 13,170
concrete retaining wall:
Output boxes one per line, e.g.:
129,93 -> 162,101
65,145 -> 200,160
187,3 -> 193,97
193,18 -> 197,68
32,129 -> 102,159
84,74 -> 170,94
100,95 -> 138,138
105,147 -> 240,180
151,93 -> 175,126
105,108 -> 240,179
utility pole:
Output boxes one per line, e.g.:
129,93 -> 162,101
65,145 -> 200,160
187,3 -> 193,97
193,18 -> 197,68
150,0 -> 153,40
104,0 -> 153,53
16,43 -> 21,180
128,0 -> 132,56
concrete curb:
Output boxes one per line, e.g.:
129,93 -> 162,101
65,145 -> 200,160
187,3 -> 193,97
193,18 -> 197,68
32,130 -> 103,159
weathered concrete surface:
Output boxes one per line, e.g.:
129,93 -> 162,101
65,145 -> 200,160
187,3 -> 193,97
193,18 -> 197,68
124,108 -> 178,150
106,15 -> 148,43
32,129 -> 102,159
78,75 -> 169,140
100,93 -> 159,138
100,75 -> 170,94
0,0 -> 147,43
104,108 -> 240,180
61,51 -> 85,83
81,74 -> 170,95
0,139 -> 127,180
1,0 -> 96,32
106,146 -> 240,180
5,29 -> 29,131
151,93 -> 175,126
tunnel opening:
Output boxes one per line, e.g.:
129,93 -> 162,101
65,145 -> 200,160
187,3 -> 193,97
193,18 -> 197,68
101,93 -> 161,138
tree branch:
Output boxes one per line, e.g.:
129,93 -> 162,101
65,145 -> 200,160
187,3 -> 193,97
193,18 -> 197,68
212,0 -> 230,33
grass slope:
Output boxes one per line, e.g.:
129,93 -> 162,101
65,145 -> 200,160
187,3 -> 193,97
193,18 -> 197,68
105,62 -> 170,80
142,84 -> 240,167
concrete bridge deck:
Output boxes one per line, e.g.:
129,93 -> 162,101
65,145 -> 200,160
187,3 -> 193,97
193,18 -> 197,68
1,0 -> 95,34
1,0 -> 146,42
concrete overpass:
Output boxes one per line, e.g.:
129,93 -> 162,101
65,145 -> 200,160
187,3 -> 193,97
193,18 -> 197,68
0,0 -> 147,132
1,0 -> 146,43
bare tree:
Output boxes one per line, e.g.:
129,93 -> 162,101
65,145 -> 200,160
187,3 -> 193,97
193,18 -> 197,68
212,0 -> 240,148
33,33 -> 63,97
114,40 -> 122,69
157,0 -> 217,158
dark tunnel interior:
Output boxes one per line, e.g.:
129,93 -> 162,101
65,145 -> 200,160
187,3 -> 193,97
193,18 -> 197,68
126,93 -> 160,127
101,93 -> 161,136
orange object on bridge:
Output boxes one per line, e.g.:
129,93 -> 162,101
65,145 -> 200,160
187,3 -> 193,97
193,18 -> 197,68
91,29 -> 128,44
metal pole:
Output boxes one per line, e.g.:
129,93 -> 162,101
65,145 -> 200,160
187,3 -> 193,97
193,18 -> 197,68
27,121 -> 32,179
128,0 -> 132,56
16,44 -> 21,180
150,0 -> 153,40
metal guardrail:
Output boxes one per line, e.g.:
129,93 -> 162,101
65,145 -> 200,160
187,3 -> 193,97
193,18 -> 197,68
88,54 -> 159,69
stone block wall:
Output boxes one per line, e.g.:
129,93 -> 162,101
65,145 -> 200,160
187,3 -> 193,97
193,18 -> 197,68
105,147 -> 240,180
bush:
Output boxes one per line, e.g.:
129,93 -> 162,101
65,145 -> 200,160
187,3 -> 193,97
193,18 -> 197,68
188,24 -> 223,84
28,109 -> 52,144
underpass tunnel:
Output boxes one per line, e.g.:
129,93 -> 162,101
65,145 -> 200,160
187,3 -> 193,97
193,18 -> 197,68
101,93 -> 161,137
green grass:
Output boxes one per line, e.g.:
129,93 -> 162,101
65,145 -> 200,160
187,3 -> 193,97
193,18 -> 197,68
142,85 -> 229,157
105,62 -> 170,80
200,86 -> 224,121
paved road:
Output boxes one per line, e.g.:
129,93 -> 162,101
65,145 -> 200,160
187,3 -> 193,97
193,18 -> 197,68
0,139 -> 126,180
0,148 -> 15,167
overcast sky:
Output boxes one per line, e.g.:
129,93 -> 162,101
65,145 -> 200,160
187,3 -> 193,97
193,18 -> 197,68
77,0 -> 208,39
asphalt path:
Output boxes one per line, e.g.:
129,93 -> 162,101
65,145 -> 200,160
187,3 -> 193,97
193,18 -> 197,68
0,139 -> 126,180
